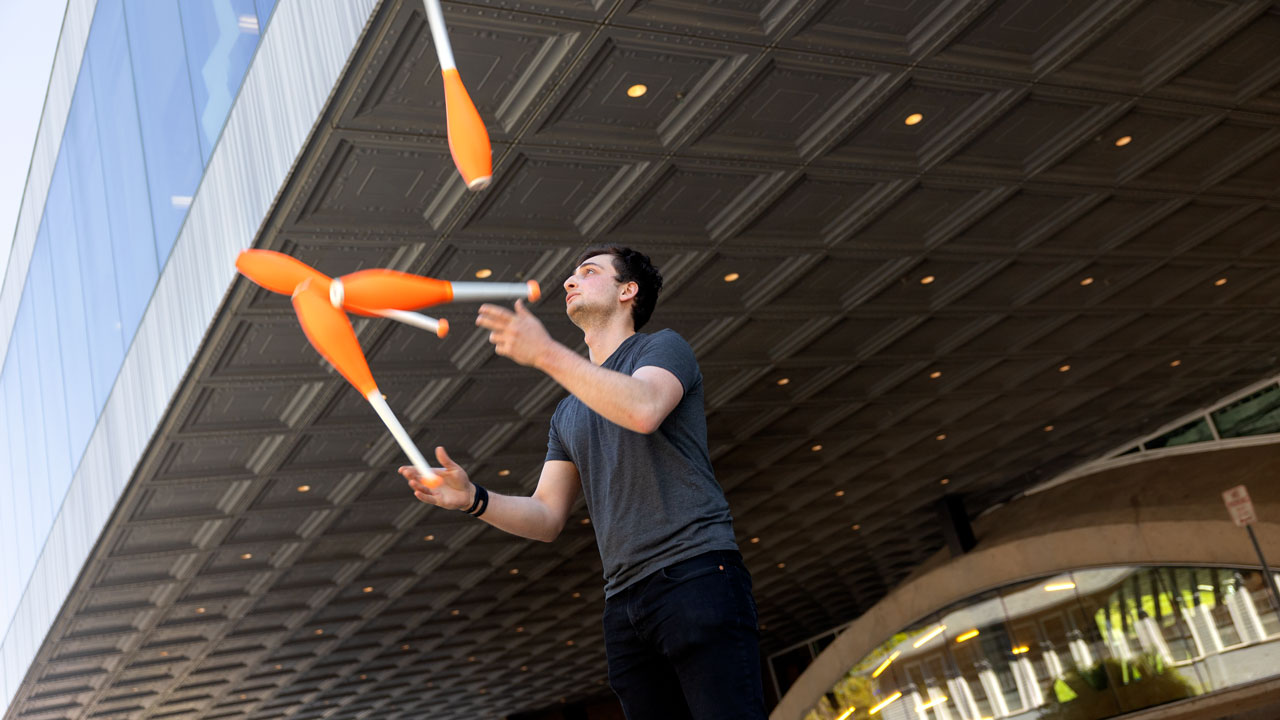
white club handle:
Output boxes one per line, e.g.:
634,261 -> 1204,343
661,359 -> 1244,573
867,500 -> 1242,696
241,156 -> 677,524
422,0 -> 457,71
449,281 -> 538,303
367,391 -> 438,483
376,308 -> 448,338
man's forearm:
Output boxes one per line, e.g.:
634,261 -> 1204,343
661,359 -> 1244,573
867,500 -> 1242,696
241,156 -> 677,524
476,491 -> 566,543
535,342 -> 664,433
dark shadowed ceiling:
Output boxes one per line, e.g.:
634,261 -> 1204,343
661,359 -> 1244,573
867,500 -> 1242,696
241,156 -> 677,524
9,0 -> 1280,718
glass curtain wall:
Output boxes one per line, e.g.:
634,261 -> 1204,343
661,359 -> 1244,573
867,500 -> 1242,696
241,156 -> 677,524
0,0 -> 277,638
804,565 -> 1280,720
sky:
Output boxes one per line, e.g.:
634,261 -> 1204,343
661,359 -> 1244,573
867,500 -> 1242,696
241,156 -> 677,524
0,0 -> 69,283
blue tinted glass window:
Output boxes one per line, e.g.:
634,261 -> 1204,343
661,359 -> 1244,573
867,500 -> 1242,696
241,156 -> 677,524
30,235 -> 74,508
123,0 -> 203,262
64,62 -> 126,415
89,0 -> 158,344
16,285 -> 54,544
5,319 -> 37,583
255,0 -> 277,29
178,0 -> 260,163
44,166 -> 97,464
0,379 -> 16,624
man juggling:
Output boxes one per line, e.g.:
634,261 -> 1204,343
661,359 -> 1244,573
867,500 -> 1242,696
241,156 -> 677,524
401,246 -> 766,719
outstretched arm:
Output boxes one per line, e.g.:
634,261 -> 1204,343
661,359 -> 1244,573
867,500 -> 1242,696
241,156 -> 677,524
401,447 -> 580,543
477,301 -> 684,434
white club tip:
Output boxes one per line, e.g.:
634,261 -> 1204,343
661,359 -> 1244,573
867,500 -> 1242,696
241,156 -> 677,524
466,176 -> 492,192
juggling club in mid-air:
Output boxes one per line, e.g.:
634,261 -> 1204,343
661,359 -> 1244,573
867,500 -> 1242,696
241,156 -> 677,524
422,0 -> 493,191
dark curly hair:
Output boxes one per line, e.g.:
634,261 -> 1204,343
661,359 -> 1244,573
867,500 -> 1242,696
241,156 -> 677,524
573,246 -> 664,331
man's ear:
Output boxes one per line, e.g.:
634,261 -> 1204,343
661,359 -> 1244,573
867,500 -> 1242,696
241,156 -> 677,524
619,281 -> 638,302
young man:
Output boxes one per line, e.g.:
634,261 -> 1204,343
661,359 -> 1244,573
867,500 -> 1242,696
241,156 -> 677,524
400,246 -> 766,719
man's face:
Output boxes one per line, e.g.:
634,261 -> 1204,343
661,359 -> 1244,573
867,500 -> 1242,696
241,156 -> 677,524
563,254 -> 628,326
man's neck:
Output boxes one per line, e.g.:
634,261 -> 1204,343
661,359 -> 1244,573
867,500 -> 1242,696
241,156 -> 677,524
582,318 -> 636,365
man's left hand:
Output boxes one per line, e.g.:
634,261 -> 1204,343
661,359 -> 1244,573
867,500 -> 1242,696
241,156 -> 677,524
477,300 -> 555,367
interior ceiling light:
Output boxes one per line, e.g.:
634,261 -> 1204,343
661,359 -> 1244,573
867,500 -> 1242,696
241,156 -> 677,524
929,371 -> 942,379
913,625 -> 947,648
572,592 -> 581,598
920,275 -> 935,285
1214,277 -> 1227,286
626,83 -> 647,98
1011,645 -> 1030,654
776,377 -> 790,386
314,629 -> 324,635
851,524 -> 861,531
296,485 -> 310,492
1114,135 -> 1132,147
1045,582 -> 1076,592
777,562 -> 786,569
240,553 -> 253,560
871,651 -> 900,679
956,629 -> 980,643
870,691 -> 902,715
1080,277 -> 1094,286
1044,425 -> 1054,432
940,478 -> 950,485
498,469 -> 510,476
362,586 -> 373,593
811,444 -> 823,452
904,113 -> 924,126
474,268 -> 493,279
1170,359 -> 1181,367
423,534 -> 435,541
835,490 -> 845,497
750,537 -> 760,543
935,433 -> 947,441
196,607 -> 206,614
723,272 -> 740,282
1058,364 -> 1071,373
509,568 -> 519,575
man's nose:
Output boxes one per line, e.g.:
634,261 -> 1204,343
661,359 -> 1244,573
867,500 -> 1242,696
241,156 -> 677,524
564,276 -> 577,291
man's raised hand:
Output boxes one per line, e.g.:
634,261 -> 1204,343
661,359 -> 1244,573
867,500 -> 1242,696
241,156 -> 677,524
476,299 -> 555,368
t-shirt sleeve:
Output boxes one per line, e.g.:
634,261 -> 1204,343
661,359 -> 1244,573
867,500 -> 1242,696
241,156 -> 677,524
545,402 -> 572,463
635,330 -> 700,395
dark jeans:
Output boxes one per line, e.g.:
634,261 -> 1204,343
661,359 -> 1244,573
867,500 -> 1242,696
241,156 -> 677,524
603,549 -> 766,720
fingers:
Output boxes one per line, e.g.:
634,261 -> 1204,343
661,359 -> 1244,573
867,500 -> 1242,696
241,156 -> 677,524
434,445 -> 458,469
476,303 -> 513,330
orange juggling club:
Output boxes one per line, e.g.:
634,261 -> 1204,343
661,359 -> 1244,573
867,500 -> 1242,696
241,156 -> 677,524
423,0 -> 493,191
292,281 -> 441,486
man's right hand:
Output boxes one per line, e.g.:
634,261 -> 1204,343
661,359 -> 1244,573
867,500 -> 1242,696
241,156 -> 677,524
400,446 -> 475,511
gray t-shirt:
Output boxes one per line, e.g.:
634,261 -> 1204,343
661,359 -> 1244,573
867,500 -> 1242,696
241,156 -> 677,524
545,329 -> 739,597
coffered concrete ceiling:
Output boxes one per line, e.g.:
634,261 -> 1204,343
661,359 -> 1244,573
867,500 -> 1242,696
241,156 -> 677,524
9,0 -> 1280,718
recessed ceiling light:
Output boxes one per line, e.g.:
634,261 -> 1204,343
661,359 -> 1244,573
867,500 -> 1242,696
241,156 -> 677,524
520,665 -> 528,671
196,607 -> 206,614
1214,277 -> 1227,286
905,113 -> 924,126
627,84 -> 647,98
750,537 -> 760,544
468,656 -> 477,662
1044,425 -> 1054,432
423,534 -> 435,541
811,444 -> 823,452
402,644 -> 411,650
296,485 -> 310,493
581,517 -> 591,525
314,629 -> 324,635
723,272 -> 740,283
1058,364 -> 1071,373
509,568 -> 519,575
777,562 -> 786,569
920,275 -> 936,285
572,592 -> 581,598
274,665 -> 282,670
929,370 -> 942,379
1114,135 -> 1132,147
835,490 -> 845,497
160,651 -> 169,657
360,674 -> 367,680
852,524 -> 861,531
1170,359 -> 1181,367
940,478 -> 949,485
776,377 -> 790,386
362,586 -> 373,593
566,640 -> 575,646
516,627 -> 524,633
935,433 -> 947,441
498,469 -> 510,477
450,609 -> 460,616
1080,277 -> 1094,286
475,268 -> 493,279
240,553 -> 253,560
